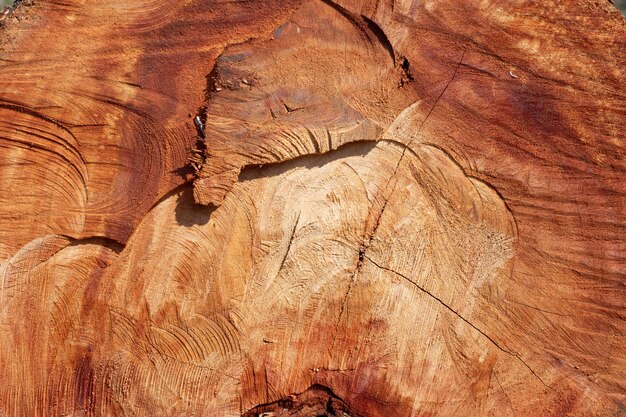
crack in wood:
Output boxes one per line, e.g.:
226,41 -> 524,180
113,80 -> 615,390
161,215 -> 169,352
275,212 -> 301,280
242,384 -> 357,417
363,253 -> 556,393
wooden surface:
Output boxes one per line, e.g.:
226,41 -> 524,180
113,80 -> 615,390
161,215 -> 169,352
0,0 -> 624,416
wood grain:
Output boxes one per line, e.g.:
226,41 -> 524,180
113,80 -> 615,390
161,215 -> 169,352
0,0 -> 624,416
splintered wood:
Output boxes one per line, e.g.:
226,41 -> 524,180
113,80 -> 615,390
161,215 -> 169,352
0,0 -> 624,416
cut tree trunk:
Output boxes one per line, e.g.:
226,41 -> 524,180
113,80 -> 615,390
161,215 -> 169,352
0,1 -> 624,416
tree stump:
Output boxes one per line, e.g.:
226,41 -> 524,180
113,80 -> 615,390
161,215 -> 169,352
0,1 -> 624,416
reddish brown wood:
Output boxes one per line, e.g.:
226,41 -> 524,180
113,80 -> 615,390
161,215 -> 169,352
0,1 -> 624,416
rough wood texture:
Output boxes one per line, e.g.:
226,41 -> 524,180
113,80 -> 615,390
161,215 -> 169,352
0,1 -> 624,416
